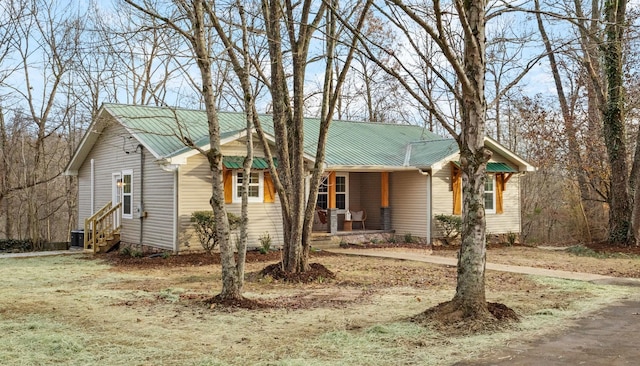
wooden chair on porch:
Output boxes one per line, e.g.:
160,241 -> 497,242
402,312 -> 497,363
315,207 -> 328,225
349,209 -> 366,230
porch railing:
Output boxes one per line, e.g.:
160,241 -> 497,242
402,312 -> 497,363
84,201 -> 122,252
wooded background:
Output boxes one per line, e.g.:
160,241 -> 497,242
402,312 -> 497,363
0,0 -> 638,246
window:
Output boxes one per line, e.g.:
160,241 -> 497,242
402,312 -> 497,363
484,174 -> 495,213
456,172 -> 497,214
317,176 -> 328,209
233,171 -> 262,203
122,170 -> 133,219
315,173 -> 348,212
336,175 -> 347,211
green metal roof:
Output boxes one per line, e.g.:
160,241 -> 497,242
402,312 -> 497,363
105,104 -> 251,158
223,156 -> 276,169
452,161 -> 518,173
99,104 -> 472,169
409,139 -> 459,167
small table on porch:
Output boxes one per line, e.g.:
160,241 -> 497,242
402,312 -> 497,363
343,220 -> 353,231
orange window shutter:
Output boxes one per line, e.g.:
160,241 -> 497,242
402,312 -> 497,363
452,167 -> 462,215
223,169 -> 233,204
263,172 -> 276,203
496,174 -> 504,214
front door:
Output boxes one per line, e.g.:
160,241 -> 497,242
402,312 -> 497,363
112,173 -> 122,229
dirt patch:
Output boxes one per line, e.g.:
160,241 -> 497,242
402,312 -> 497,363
585,241 -> 640,255
206,294 -> 272,310
101,249 -> 334,269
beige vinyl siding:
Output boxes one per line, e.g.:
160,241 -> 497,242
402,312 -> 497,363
222,140 -> 256,156
390,170 -> 429,238
486,154 -> 521,234
431,150 -> 522,236
431,162 -> 456,234
177,151 -> 283,252
348,172 -> 382,230
348,173 -> 362,210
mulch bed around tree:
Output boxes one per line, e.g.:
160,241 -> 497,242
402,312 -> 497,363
259,262 -> 336,283
412,300 -> 520,335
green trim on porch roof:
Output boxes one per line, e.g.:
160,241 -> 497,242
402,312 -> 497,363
223,156 -> 276,169
452,161 -> 518,173
487,162 -> 518,173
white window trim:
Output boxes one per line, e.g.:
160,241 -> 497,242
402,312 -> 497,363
317,175 -> 329,210
335,173 -> 349,214
459,173 -> 496,214
484,174 -> 496,214
121,169 -> 133,219
316,173 -> 349,213
232,170 -> 263,203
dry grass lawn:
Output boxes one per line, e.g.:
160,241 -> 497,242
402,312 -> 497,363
0,248 -> 637,365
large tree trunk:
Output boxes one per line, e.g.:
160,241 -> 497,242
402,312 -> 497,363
601,0 -> 631,244
453,0 -> 491,316
630,124 -> 640,245
187,1 -> 238,299
260,0 -> 305,273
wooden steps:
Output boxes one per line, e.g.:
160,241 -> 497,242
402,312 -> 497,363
84,201 -> 122,253
97,233 -> 120,253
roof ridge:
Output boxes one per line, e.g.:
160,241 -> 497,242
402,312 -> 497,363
410,138 -> 456,144
103,103 -> 437,130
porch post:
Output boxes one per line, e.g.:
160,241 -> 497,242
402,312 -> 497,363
327,172 -> 337,234
381,172 -> 392,230
327,208 -> 338,234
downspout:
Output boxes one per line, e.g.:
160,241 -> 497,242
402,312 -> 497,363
139,144 -> 144,246
419,168 -> 431,244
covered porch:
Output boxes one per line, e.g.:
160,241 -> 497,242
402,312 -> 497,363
312,171 -> 392,234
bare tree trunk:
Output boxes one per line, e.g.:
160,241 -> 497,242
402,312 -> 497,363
535,0 -> 592,241
258,0 -> 370,274
124,0 -> 238,298
602,0 -> 631,244
0,106 -> 9,238
451,0 -> 491,317
377,0 -> 494,320
628,80 -> 640,244
191,3 -> 238,299
235,2 -> 254,288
